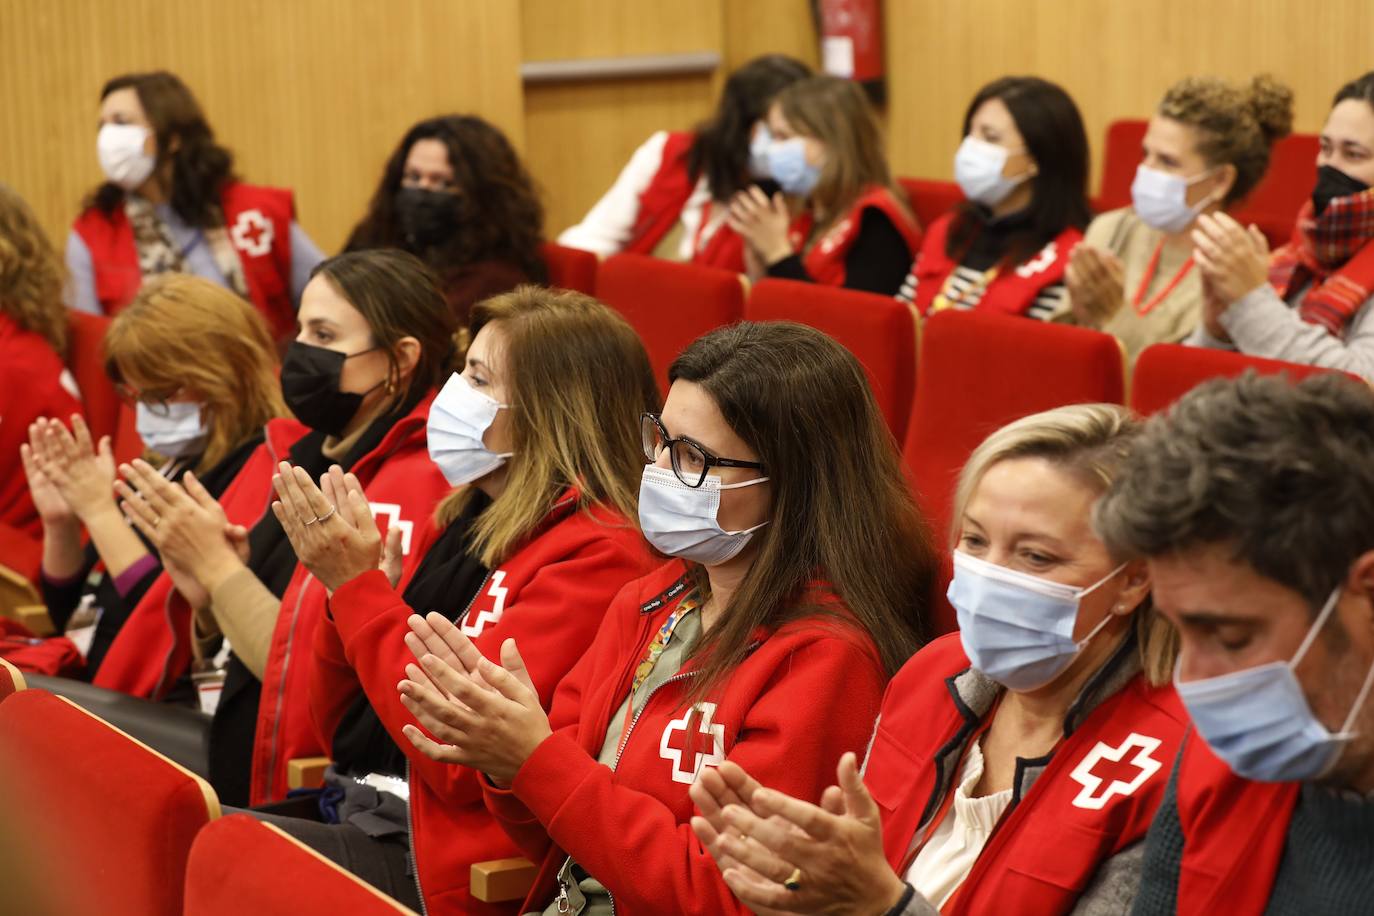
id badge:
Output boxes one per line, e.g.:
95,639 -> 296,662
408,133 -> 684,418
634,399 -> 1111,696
192,663 -> 227,716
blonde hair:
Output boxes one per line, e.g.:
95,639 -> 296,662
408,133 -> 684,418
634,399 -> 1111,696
0,184 -> 67,354
775,75 -> 911,238
104,275 -> 287,472
1158,74 -> 1294,205
951,404 -> 1178,686
437,286 -> 659,567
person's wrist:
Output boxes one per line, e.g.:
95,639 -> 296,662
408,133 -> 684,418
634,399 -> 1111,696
79,498 -> 124,528
42,513 -> 80,535
870,872 -> 910,916
763,241 -> 795,265
196,549 -> 247,596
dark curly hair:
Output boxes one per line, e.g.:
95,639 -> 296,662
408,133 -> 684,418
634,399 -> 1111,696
89,71 -> 236,229
344,115 -> 547,287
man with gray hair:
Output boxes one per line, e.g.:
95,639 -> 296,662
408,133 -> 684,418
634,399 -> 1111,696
1094,372 -> 1374,915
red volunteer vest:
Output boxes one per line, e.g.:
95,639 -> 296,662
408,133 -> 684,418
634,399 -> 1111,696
1171,735 -> 1298,916
71,181 -> 296,338
800,185 -> 922,286
865,634 -> 1187,914
910,213 -> 1081,317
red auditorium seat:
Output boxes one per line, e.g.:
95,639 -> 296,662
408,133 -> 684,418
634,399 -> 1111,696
897,177 -> 965,230
540,241 -> 598,295
0,689 -> 219,916
67,309 -> 144,464
746,278 -> 919,441
0,656 -> 25,701
1130,343 -> 1343,415
185,814 -> 418,915
594,253 -> 746,391
903,311 -> 1127,635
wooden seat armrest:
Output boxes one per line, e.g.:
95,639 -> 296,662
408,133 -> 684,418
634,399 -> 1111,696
470,857 -> 538,903
286,756 -> 332,790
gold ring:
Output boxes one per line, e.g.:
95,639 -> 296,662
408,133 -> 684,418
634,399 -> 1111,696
784,867 -> 803,892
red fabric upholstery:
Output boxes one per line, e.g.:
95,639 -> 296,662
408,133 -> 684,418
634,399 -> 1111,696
185,814 -> 416,915
1130,343 -> 1342,416
0,524 -> 41,583
66,310 -> 118,443
540,241 -> 598,295
1095,119 -> 1149,212
0,618 -> 83,676
897,177 -> 965,230
746,278 -> 919,441
594,253 -> 745,392
0,656 -> 24,701
0,689 -> 218,916
903,312 -> 1126,634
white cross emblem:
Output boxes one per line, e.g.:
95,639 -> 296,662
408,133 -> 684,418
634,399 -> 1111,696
368,502 -> 414,555
659,702 -> 725,785
462,571 -> 508,638
230,209 -> 274,258
1068,732 -> 1163,810
1015,241 -> 1059,278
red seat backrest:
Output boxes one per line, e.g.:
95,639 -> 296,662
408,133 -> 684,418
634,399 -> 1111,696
0,656 -> 25,702
746,278 -> 919,441
897,177 -> 965,230
540,241 -> 598,295
184,814 -> 417,915
594,253 -> 745,393
1096,119 -> 1149,212
66,310 -> 118,443
1130,343 -> 1343,416
0,689 -> 218,916
903,311 -> 1127,635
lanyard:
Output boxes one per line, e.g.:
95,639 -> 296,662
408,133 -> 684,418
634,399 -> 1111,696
616,592 -> 700,755
1131,239 -> 1195,317
933,266 -> 999,312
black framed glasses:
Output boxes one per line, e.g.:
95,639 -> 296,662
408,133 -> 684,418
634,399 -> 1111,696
115,383 -> 177,416
641,412 -> 765,488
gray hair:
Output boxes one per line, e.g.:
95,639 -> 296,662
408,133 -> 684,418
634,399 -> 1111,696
1095,372 -> 1374,608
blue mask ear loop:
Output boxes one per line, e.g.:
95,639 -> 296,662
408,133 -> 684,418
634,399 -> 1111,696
1071,562 -> 1131,651
1296,587 -> 1374,745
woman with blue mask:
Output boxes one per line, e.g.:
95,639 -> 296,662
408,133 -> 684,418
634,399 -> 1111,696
728,75 -> 921,296
22,274 -> 285,680
1061,75 -> 1294,360
691,403 -> 1187,916
394,321 -> 936,915
899,77 -> 1090,321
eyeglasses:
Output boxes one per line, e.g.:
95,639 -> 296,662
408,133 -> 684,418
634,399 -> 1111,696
115,384 -> 179,416
641,412 -> 765,488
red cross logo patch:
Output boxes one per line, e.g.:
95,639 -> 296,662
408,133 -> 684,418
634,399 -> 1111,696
230,209 -> 274,258
368,502 -> 414,555
462,571 -> 508,638
1068,732 -> 1163,810
659,702 -> 725,785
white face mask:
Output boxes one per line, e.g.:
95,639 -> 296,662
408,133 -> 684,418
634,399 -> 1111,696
954,136 -> 1033,207
136,401 -> 208,458
638,465 -> 769,566
97,123 -> 156,191
426,372 -> 511,487
1131,164 -> 1218,233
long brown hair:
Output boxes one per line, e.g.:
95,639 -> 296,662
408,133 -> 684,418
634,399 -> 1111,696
439,286 -> 659,565
104,274 -> 286,472
90,71 -> 236,229
775,75 -> 911,237
0,184 -> 67,354
671,321 -> 936,701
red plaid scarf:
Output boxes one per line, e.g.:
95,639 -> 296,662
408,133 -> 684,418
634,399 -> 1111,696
1268,189 -> 1374,336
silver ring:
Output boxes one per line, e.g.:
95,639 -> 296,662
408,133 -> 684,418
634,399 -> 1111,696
308,505 -> 337,526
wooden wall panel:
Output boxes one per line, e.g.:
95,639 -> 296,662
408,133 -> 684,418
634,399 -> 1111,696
0,0 -> 523,255
885,0 -> 1374,190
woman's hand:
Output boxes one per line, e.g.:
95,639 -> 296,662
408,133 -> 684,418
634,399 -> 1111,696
703,753 -> 910,916
397,613 -> 551,786
1199,274 -> 1234,343
728,186 -> 795,265
115,460 -> 244,593
1192,212 -> 1270,307
1065,243 -> 1125,327
270,463 -> 400,593
20,437 -> 75,529
28,415 -> 117,523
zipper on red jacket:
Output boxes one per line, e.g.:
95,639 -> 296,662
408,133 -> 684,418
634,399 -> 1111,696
260,574 -> 315,801
405,759 -> 428,915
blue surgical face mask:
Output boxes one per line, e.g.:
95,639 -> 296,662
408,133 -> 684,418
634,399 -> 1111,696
426,372 -> 511,487
136,401 -> 208,458
1131,164 -> 1218,233
949,549 -> 1126,691
954,136 -> 1033,208
767,137 -> 822,197
749,124 -> 774,179
638,465 -> 770,566
1176,586 -> 1374,783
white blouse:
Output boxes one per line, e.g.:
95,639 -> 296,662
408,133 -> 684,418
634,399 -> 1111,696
905,738 -> 1013,908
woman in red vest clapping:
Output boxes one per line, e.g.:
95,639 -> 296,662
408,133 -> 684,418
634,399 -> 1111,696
692,404 -> 1187,916
729,75 -> 920,296
67,71 -> 323,341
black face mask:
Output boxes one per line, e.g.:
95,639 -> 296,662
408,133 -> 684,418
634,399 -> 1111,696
280,341 -> 382,437
395,186 -> 461,251
1311,164 -> 1370,217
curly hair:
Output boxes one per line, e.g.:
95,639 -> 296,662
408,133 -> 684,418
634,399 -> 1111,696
1095,372 -> 1374,610
1158,74 -> 1294,205
89,71 -> 237,229
344,115 -> 547,290
0,184 -> 67,354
